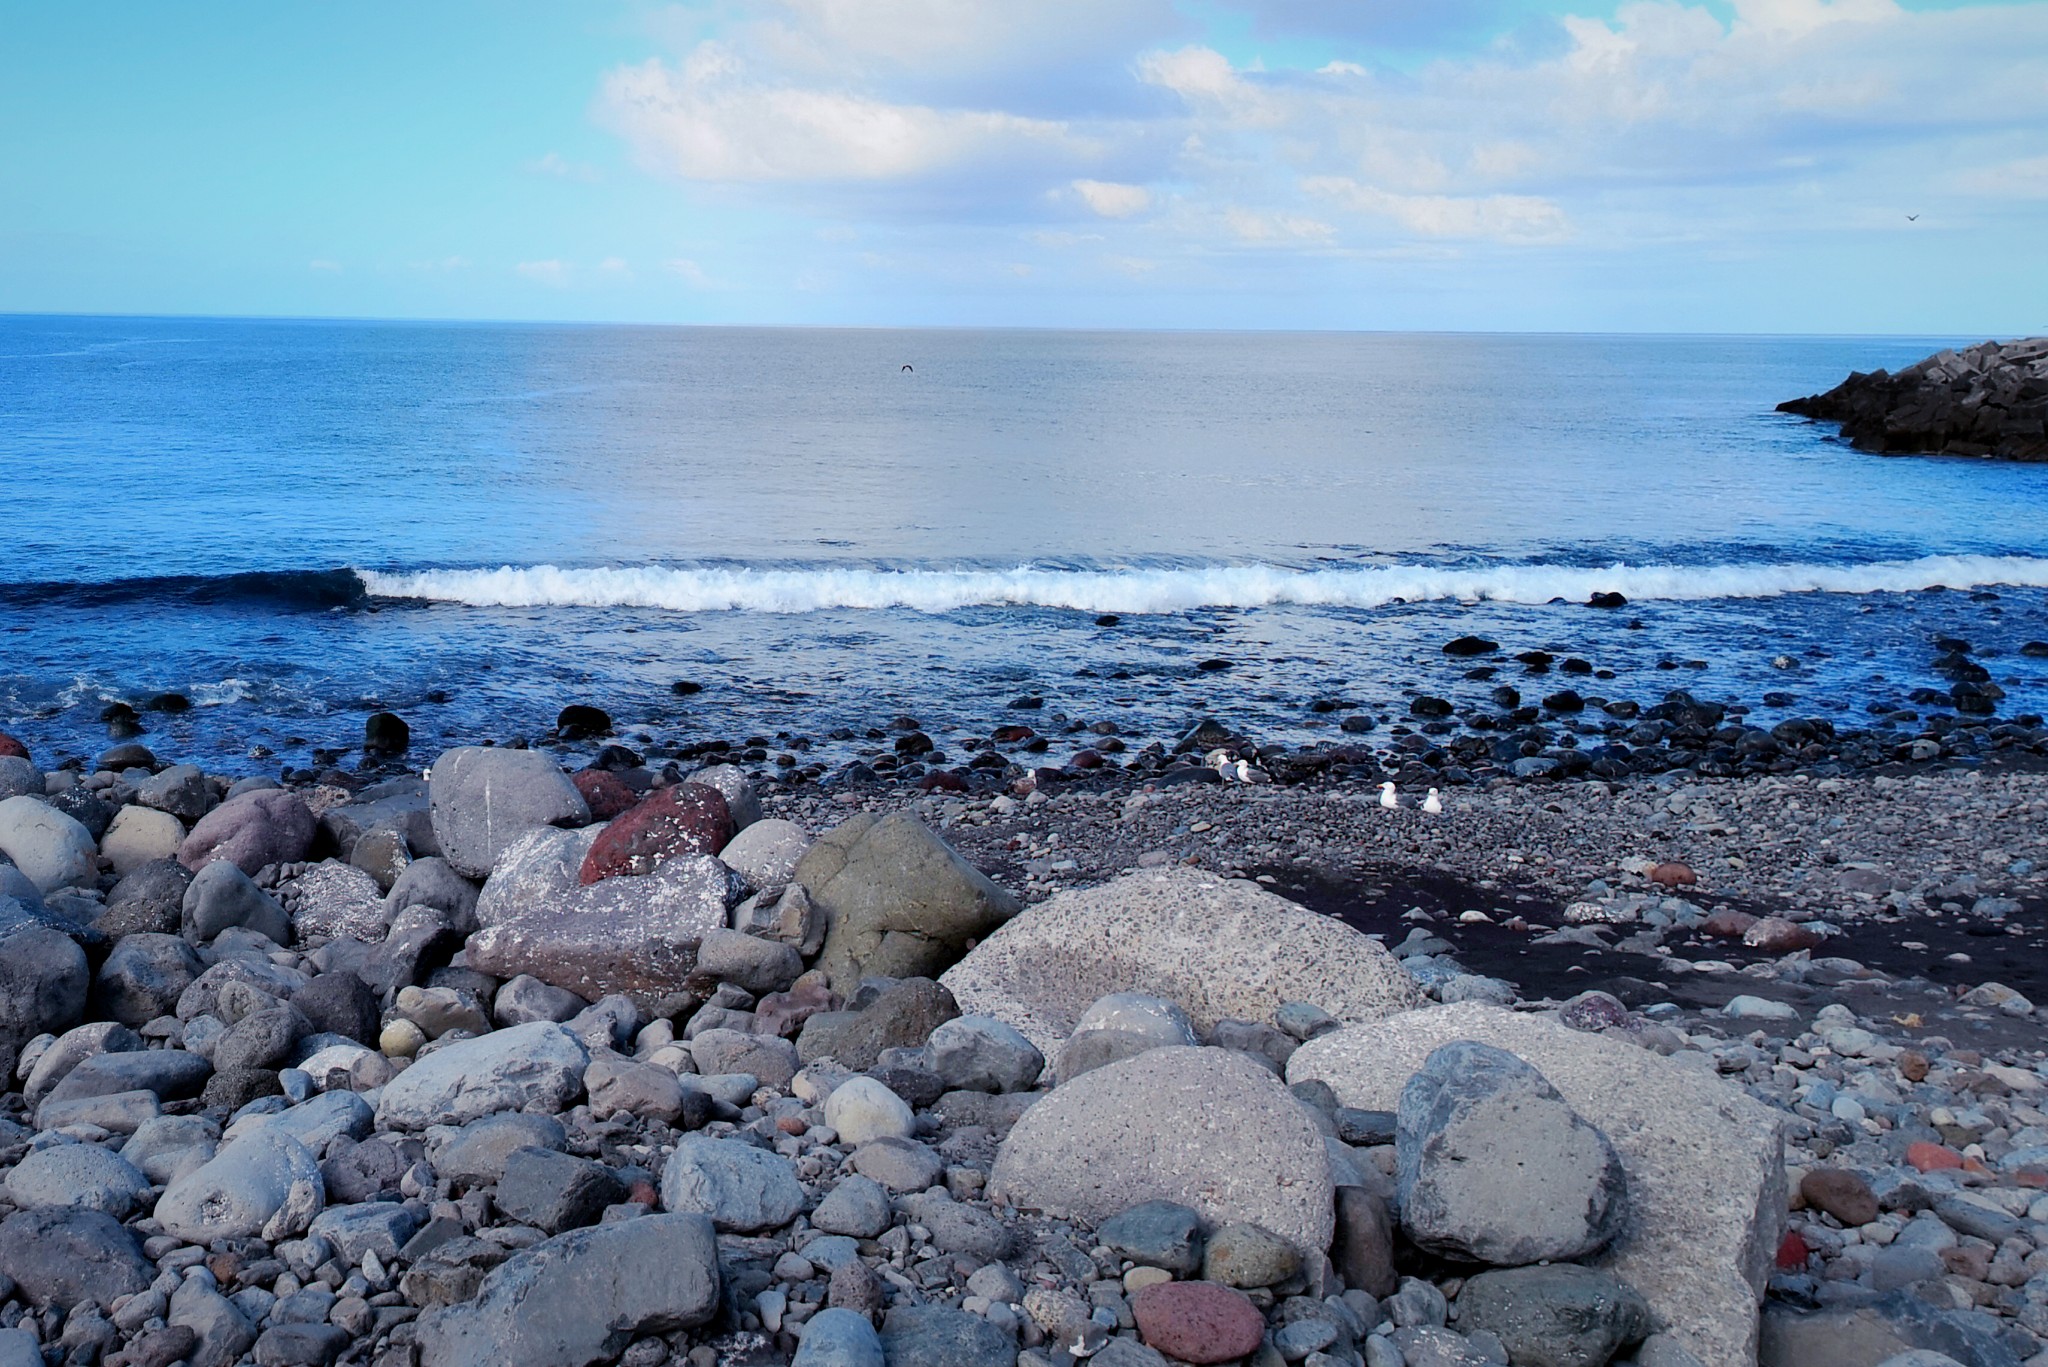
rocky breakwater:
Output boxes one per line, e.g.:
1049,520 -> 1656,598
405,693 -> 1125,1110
0,726 -> 2004,1367
1779,337 -> 2048,462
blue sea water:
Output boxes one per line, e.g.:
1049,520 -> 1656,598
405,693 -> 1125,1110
3,314 -> 2047,771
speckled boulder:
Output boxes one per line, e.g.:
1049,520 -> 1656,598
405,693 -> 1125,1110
178,789 -> 316,876
579,782 -> 732,884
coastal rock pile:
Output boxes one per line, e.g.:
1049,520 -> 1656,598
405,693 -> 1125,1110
1778,337 -> 2048,462
0,731 -> 2045,1367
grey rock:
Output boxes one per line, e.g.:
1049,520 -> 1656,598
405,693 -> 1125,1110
718,817 -> 809,887
253,1323 -> 349,1367
1054,1026 -> 1173,1085
877,1303 -> 1016,1367
320,1133 -> 419,1203
0,1330 -> 37,1367
212,1004 -> 309,1072
1757,1292 -> 2021,1367
800,813 -> 1021,987
177,957 -> 308,1021
225,1088 -> 373,1154
0,927 -> 89,1065
0,756 -> 40,801
286,860 -> 388,943
928,1013 -> 1046,1093
496,1147 -> 627,1233
99,858 -> 193,937
22,1019 -> 141,1104
1092,1340 -> 1172,1367
137,764 -> 213,821
847,1135 -> 944,1193
796,976 -> 960,1068
168,1278 -> 258,1367
468,825 -> 741,1012
494,972 -> 588,1026
942,867 -> 1424,1057
156,1129 -> 325,1243
0,795 -> 96,892
204,1063 -> 282,1110
37,1043 -> 210,1123
428,746 -> 591,879
658,1135 -> 805,1232
689,1027 -> 798,1089
101,804 -> 188,875
1332,1185 -> 1398,1297
412,1213 -> 721,1367
733,882 -> 826,958
792,1307 -> 886,1367
93,932 -> 204,1026
688,763 -> 761,829
694,926 -> 804,994
901,1190 -> 1018,1260
0,1207 -> 152,1308
1203,1221 -> 1300,1288
374,1020 -> 589,1129
3,1143 -> 152,1217
992,1046 -> 1333,1269
1457,1265 -> 1652,1367
385,855 -> 480,928
308,1201 -> 425,1263
1098,1200 -> 1205,1276
291,972 -> 380,1044
1396,1039 -> 1628,1265
121,1113 -> 222,1183
178,788 -> 317,876
584,1054 -> 688,1124
1290,1002 -> 1788,1367
436,1112 -> 570,1185
182,859 -> 292,944
811,1173 -> 893,1237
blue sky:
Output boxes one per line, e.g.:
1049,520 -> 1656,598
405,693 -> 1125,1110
2,0 -> 2043,332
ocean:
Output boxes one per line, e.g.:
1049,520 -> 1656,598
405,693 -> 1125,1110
4,314 -> 2047,773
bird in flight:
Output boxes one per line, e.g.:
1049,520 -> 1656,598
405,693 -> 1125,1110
1906,214 -> 1920,222
901,364 -> 914,372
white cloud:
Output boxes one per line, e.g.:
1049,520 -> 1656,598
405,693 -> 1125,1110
1952,155 -> 2048,199
1223,207 -> 1336,244
665,257 -> 713,286
1071,179 -> 1152,218
526,152 -> 602,182
515,259 -> 569,286
308,259 -> 341,273
1305,178 -> 1568,241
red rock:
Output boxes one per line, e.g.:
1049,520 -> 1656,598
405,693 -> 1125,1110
1649,862 -> 1697,888
1700,909 -> 1757,940
1898,1049 -> 1930,1082
578,782 -> 732,885
1800,1168 -> 1878,1226
1907,1141 -> 1964,1173
178,789 -> 317,875
1743,917 -> 1823,954
917,770 -> 968,793
1133,1281 -> 1266,1364
1069,749 -> 1104,770
0,733 -> 28,760
571,769 -> 638,822
2014,1168 -> 2048,1189
991,725 -> 1035,744
1775,1229 -> 1810,1271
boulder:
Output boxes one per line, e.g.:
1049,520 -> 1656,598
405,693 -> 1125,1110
991,1046 -> 1332,1269
375,1021 -> 589,1129
689,764 -> 761,830
37,1048 -> 211,1122
22,1021 -> 141,1105
0,796 -> 96,892
1758,1292 -> 2023,1367
99,858 -> 194,936
718,818 -> 809,887
0,756 -> 39,800
386,856 -> 480,928
136,764 -> 213,822
0,1208 -> 152,1309
156,1130 -> 325,1244
792,1309 -> 884,1367
428,747 -> 589,879
1289,1003 -> 1786,1367
800,814 -> 1021,988
4,1144 -> 153,1218
93,933 -> 205,1026
579,782 -> 731,884
435,1112 -> 569,1187
468,826 -> 741,1012
1397,1040 -> 1628,1265
182,860 -> 292,944
694,927 -> 803,995
1456,1265 -> 1653,1367
178,789 -> 316,875
942,868 -> 1424,1056
0,926 -> 89,1066
101,805 -> 187,875
927,1014 -> 1045,1093
413,1214 -> 721,1367
796,977 -> 960,1068
659,1135 -> 805,1233
285,861 -> 387,943
824,1076 -> 915,1145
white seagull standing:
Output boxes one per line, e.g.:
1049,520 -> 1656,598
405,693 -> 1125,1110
1379,781 -> 1399,809
1422,788 -> 1443,814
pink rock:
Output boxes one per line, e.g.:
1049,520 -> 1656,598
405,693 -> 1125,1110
0,734 -> 28,760
1742,917 -> 1822,954
755,979 -> 837,1038
579,783 -> 732,886
1132,1281 -> 1265,1364
572,769 -> 638,822
1649,862 -> 1697,888
1700,909 -> 1758,940
178,789 -> 316,875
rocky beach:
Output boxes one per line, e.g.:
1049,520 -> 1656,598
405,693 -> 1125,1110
0,663 -> 2046,1367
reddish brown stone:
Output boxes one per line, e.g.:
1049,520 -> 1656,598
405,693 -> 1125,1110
1898,1049 -> 1930,1082
1743,917 -> 1823,954
1800,1168 -> 1878,1227
917,770 -> 968,793
1700,908 -> 1758,940
572,769 -> 638,822
0,733 -> 27,760
1907,1141 -> 1964,1173
990,725 -> 1035,744
1133,1281 -> 1265,1364
1649,861 -> 1697,888
1775,1229 -> 1810,1270
755,979 -> 837,1038
1069,749 -> 1104,770
578,782 -> 732,885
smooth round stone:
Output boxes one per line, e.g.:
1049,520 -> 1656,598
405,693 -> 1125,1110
809,1175 -> 892,1239
4,1144 -> 153,1218
1132,1281 -> 1265,1365
847,1137 -> 943,1194
792,1307 -> 885,1367
823,1077 -> 914,1146
1801,1168 -> 1880,1227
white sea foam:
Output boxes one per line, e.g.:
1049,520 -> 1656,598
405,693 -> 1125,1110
357,554 -> 2048,617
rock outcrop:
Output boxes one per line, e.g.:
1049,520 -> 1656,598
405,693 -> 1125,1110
1778,337 -> 2048,461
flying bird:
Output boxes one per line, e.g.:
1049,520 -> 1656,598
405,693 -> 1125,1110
1905,214 -> 1919,222
1379,780 -> 1399,809
901,364 -> 914,371
1422,788 -> 1443,814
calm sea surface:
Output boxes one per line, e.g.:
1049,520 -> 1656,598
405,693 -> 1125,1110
4,315 -> 2047,769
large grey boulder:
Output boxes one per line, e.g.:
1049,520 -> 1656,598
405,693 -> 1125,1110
1456,1264 -> 1653,1367
283,860 -> 387,943
4,1144 -> 153,1218
0,926 -> 89,1068
435,1112 -> 570,1187
800,814 -> 1020,988
169,1277 -> 258,1367
93,932 -> 205,1026
99,859 -> 193,937
1288,1003 -> 1786,1367
386,856 -> 480,928
22,1021 -> 140,1105
137,764 -> 213,821
413,1213 -> 720,1367
37,1048 -> 211,1125
927,1014 -> 1045,1093
178,789 -> 316,875
375,1021 -> 589,1129
0,757 -> 40,801
156,1130 -> 324,1244
0,796 -> 96,892
0,1207 -> 153,1308
428,747 -> 590,879
1759,1292 -> 2023,1367
942,868 -> 1424,1057
792,1308 -> 885,1367
688,764 -> 760,831
182,860 -> 292,945
991,1046 -> 1332,1267
659,1135 -> 806,1233
718,818 -> 808,887
468,826 -> 741,1012
1397,1040 -> 1627,1265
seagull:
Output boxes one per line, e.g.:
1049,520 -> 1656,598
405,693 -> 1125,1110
1235,759 -> 1269,784
1205,747 -> 1236,777
901,363 -> 914,372
1379,780 -> 1399,809
1422,788 -> 1443,814
1906,214 -> 1920,222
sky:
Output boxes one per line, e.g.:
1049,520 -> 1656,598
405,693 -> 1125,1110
1,0 -> 2044,332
